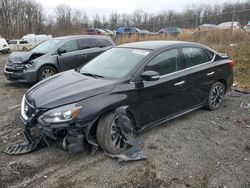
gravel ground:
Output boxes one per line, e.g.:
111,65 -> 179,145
0,54 -> 249,188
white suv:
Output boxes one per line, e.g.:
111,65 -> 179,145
0,38 -> 10,54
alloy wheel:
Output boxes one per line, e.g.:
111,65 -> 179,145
41,68 -> 55,79
210,84 -> 224,109
110,117 -> 132,150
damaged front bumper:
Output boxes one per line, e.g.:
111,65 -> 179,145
4,105 -> 146,162
4,64 -> 37,83
4,114 -> 98,155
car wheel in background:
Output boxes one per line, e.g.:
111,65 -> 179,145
22,47 -> 28,51
207,82 -> 225,110
97,112 -> 134,154
38,65 -> 57,81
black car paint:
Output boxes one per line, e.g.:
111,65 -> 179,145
4,35 -> 115,83
20,41 -> 233,152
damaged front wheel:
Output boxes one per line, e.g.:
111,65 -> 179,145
97,111 -> 134,154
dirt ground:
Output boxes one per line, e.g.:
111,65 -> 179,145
0,53 -> 249,188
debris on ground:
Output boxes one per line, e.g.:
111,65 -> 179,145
240,102 -> 250,109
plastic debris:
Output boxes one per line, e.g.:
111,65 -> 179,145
240,102 -> 250,109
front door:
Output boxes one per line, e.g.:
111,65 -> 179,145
57,40 -> 81,71
137,48 -> 191,126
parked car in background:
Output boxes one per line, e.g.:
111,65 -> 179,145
0,38 -> 10,54
8,40 -> 32,51
158,27 -> 182,37
22,34 -> 52,47
18,41 -> 234,154
141,29 -> 151,34
115,27 -> 136,35
4,35 -> 115,83
216,22 -> 241,30
198,24 -> 217,30
243,21 -> 250,32
84,28 -> 107,35
103,29 -> 116,37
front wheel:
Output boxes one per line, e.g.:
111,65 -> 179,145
96,112 -> 134,154
207,82 -> 225,111
38,65 -> 57,81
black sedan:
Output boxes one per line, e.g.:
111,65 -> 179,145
15,41 -> 234,155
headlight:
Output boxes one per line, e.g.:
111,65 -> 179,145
38,103 -> 82,124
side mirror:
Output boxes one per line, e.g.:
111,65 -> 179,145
57,48 -> 66,55
141,70 -> 160,81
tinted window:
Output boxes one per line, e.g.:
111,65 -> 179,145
204,48 -> 214,61
78,38 -> 97,49
145,49 -> 180,76
182,47 -> 206,68
98,39 -> 112,47
124,28 -> 130,32
19,41 -> 28,44
86,29 -> 93,32
60,40 -> 78,53
9,41 -> 17,44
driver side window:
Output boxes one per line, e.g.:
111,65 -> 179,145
60,40 -> 78,53
145,48 -> 180,76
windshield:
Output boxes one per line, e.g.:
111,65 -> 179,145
80,48 -> 151,79
31,39 -> 60,54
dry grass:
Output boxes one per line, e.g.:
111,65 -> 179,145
115,30 -> 250,90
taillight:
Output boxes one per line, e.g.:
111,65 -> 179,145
228,60 -> 235,70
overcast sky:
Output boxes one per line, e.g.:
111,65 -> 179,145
37,0 -> 235,16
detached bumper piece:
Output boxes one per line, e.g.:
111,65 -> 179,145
3,128 -> 48,155
3,142 -> 35,155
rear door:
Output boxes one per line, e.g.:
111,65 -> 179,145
57,39 -> 81,71
137,48 -> 191,126
180,46 -> 216,107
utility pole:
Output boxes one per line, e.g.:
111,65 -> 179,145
231,0 -> 240,30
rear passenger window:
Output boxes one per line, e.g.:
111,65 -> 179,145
60,40 -> 78,53
204,49 -> 214,61
78,38 -> 97,49
20,41 -> 28,44
182,47 -> 206,68
124,28 -> 130,32
145,48 -> 180,76
98,39 -> 112,47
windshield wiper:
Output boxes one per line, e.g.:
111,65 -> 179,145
81,72 -> 104,79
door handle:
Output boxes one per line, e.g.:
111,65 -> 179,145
174,81 -> 185,86
80,54 -> 87,57
206,72 -> 215,76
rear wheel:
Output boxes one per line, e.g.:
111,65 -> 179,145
96,112 -> 134,154
38,65 -> 57,81
22,47 -> 28,51
207,82 -> 225,110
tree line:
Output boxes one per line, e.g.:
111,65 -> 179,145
0,0 -> 250,39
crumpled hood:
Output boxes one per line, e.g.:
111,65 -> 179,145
8,51 -> 32,63
26,70 -> 117,109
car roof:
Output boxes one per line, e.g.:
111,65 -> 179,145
53,35 -> 111,41
117,41 -> 200,50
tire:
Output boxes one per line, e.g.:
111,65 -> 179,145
22,47 -> 28,51
38,65 -> 57,81
207,82 -> 225,111
96,112 -> 134,154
